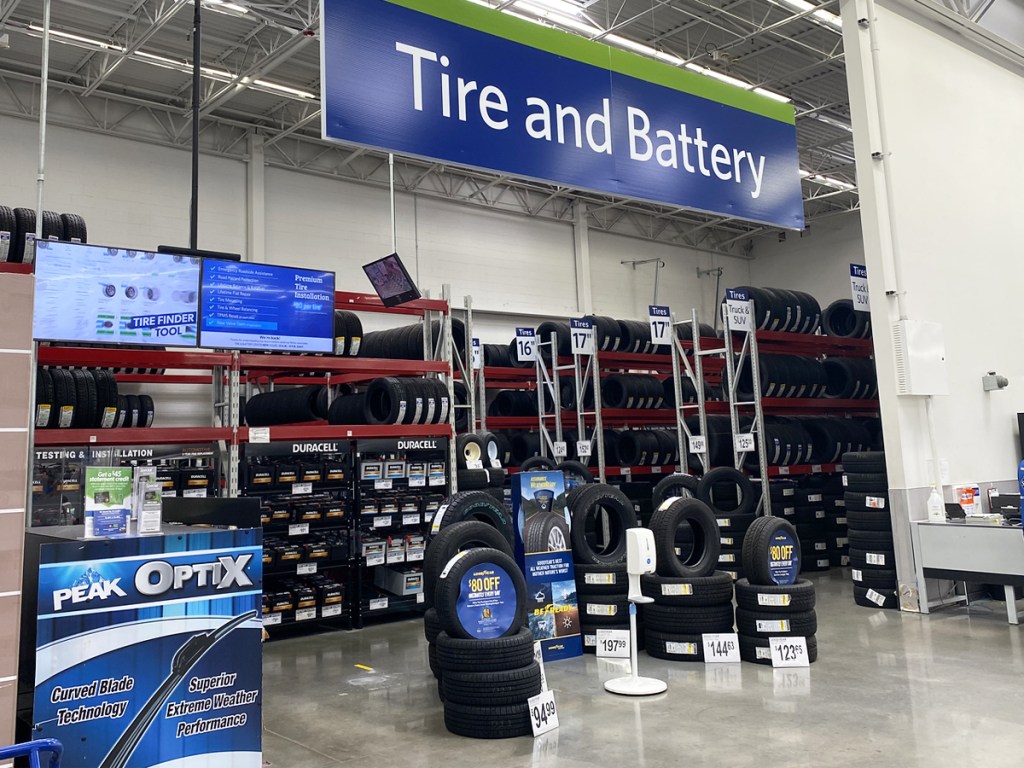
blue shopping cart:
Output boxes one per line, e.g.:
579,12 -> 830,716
0,738 -> 62,768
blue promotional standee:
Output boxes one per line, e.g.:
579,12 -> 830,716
321,0 -> 804,230
32,529 -> 263,768
511,471 -> 582,661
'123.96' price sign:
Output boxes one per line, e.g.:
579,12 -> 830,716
527,690 -> 559,736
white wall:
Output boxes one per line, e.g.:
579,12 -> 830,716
748,213 -> 864,306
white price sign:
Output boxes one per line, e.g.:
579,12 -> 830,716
262,613 -> 282,626
374,479 -> 393,491
402,513 -> 421,526
288,524 -> 310,536
725,288 -> 752,332
296,562 -> 317,576
688,435 -> 707,454
292,482 -> 313,496
648,305 -> 671,345
471,338 -> 482,369
595,629 -> 630,658
369,597 -> 389,611
527,690 -> 559,736
295,607 -> 317,622
373,515 -> 392,528
769,636 -> 810,668
552,441 -> 568,458
570,318 -> 594,356
576,441 -> 592,458
702,633 -> 741,663
850,264 -> 870,312
515,327 -> 537,362
322,604 -> 343,618
249,427 -> 270,444
734,433 -> 756,453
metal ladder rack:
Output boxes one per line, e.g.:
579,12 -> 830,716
670,309 -> 710,477
572,339 -> 607,482
533,331 -> 569,459
721,300 -> 772,515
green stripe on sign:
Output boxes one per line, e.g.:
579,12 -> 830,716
383,0 -> 794,124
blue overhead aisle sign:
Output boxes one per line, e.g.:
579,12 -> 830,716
321,0 -> 804,229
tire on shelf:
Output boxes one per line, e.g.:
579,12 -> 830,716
137,394 -> 155,428
651,473 -> 699,509
434,548 -> 527,640
485,467 -> 506,488
639,571 -> 734,606
10,207 -> 35,263
644,630 -> 705,661
520,455 -> 556,472
578,597 -> 630,624
441,662 -> 542,707
443,701 -> 533,739
523,511 -> 570,553
431,491 -> 515,545
841,451 -> 887,474
34,367 -> 54,429
555,460 -> 593,485
567,484 -> 637,565
739,634 -> 818,665
364,376 -> 411,424
734,578 -> 816,613
741,516 -> 801,586
844,472 -> 889,493
850,567 -> 897,590
434,627 -> 536,672
735,607 -> 817,637
327,393 -> 368,425
697,467 -> 757,516
822,298 -> 870,339
69,369 -> 97,429
649,497 -> 720,578
456,433 -> 487,469
455,468 -> 489,490
574,563 -> 628,596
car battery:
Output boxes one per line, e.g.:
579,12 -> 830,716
259,504 -> 272,526
362,537 -> 386,565
379,497 -> 399,516
275,544 -> 303,563
269,501 -> 292,523
275,462 -> 299,487
405,533 -> 425,563
386,536 -> 406,564
291,585 -> 317,609
154,466 -> 180,497
294,500 -> 323,522
268,591 -> 294,612
261,594 -> 272,615
300,462 -> 323,485
422,495 -> 442,516
313,579 -> 344,607
400,496 -> 420,515
303,541 -> 331,560
262,548 -> 276,568
247,462 -> 275,491
178,464 -> 216,497
373,566 -> 423,596
322,497 -> 347,520
324,460 -> 347,486
326,531 -> 350,561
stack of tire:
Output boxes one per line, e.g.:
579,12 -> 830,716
822,299 -> 872,339
736,516 -> 818,664
793,478 -> 834,574
640,495 -> 734,661
320,377 -> 452,427
843,451 -> 898,610
565,484 -> 637,651
34,367 -> 135,429
453,433 -> 507,502
331,310 -> 363,357
359,319 -> 466,361
0,206 -> 88,263
421,533 -> 537,739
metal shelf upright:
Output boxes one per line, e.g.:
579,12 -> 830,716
670,309 -> 711,476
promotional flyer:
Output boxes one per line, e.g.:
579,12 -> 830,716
512,471 -> 581,661
33,529 -> 263,767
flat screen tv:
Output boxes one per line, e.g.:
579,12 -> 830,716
198,260 -> 335,353
362,252 -> 421,307
32,241 -> 201,347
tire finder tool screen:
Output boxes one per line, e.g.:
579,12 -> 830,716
32,241 -> 200,346
199,260 -> 335,353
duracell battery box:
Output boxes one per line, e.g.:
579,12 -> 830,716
300,462 -> 323,484
324,460 -> 347,485
314,580 -> 344,605
275,462 -> 299,486
294,501 -> 323,522
155,467 -> 180,497
248,463 -> 275,491
178,467 -> 216,496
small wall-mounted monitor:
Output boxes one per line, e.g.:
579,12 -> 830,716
32,241 -> 200,347
199,259 -> 335,353
362,252 -> 421,307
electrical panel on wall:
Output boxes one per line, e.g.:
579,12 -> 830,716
892,319 -> 949,396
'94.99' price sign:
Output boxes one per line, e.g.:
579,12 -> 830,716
527,690 -> 559,736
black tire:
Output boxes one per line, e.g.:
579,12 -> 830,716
741,516 -> 801,586
844,473 -> 889,493
850,567 -> 897,589
435,627 -> 536,672
841,451 -> 887,473
739,634 -> 818,665
853,585 -> 899,610
10,207 -> 34,263
520,455 -> 556,472
644,630 -> 704,661
456,433 -> 487,469
0,206 -> 14,247
60,213 -> 88,243
555,460 -> 593,485
137,394 -> 155,427
523,511 -> 570,554
428,643 -> 441,680
456,468 -> 489,490
697,467 -> 757,516
735,607 -> 817,637
640,571 -> 734,606
649,497 -> 720,578
327,393 -> 368,426
848,547 -> 894,570
69,369 -> 97,428
441,662 -> 542,707
847,530 -> 895,551
431,491 -> 515,546
90,369 -> 119,428
578,597 -> 630,624
844,491 -> 889,512
734,578 -> 816,613
34,367 -> 54,428
423,521 -> 515,607
434,548 -> 527,640
443,701 -> 532,739
652,473 -> 698,508
423,608 -> 443,644
364,377 -> 411,424
477,432 -> 501,465
846,508 -> 893,531
567,484 -> 636,565
574,563 -> 629,596
642,602 -> 734,634
486,467 -> 507,488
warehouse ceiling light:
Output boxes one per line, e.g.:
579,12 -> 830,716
202,0 -> 249,14
771,0 -> 842,30
27,24 -> 120,51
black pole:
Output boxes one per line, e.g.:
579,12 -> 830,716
189,0 -> 201,250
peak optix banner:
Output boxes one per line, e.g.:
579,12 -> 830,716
321,0 -> 803,229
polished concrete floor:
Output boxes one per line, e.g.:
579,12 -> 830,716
262,571 -> 1024,768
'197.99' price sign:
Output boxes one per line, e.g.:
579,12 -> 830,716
596,628 -> 630,658
527,690 -> 559,736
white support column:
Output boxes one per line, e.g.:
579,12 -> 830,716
246,131 -> 266,263
573,201 -> 592,314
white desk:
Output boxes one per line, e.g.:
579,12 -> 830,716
911,520 -> 1024,624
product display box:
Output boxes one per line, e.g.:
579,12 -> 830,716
373,566 -> 423,596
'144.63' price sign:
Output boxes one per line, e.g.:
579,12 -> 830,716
527,690 -> 559,736
702,632 -> 740,663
